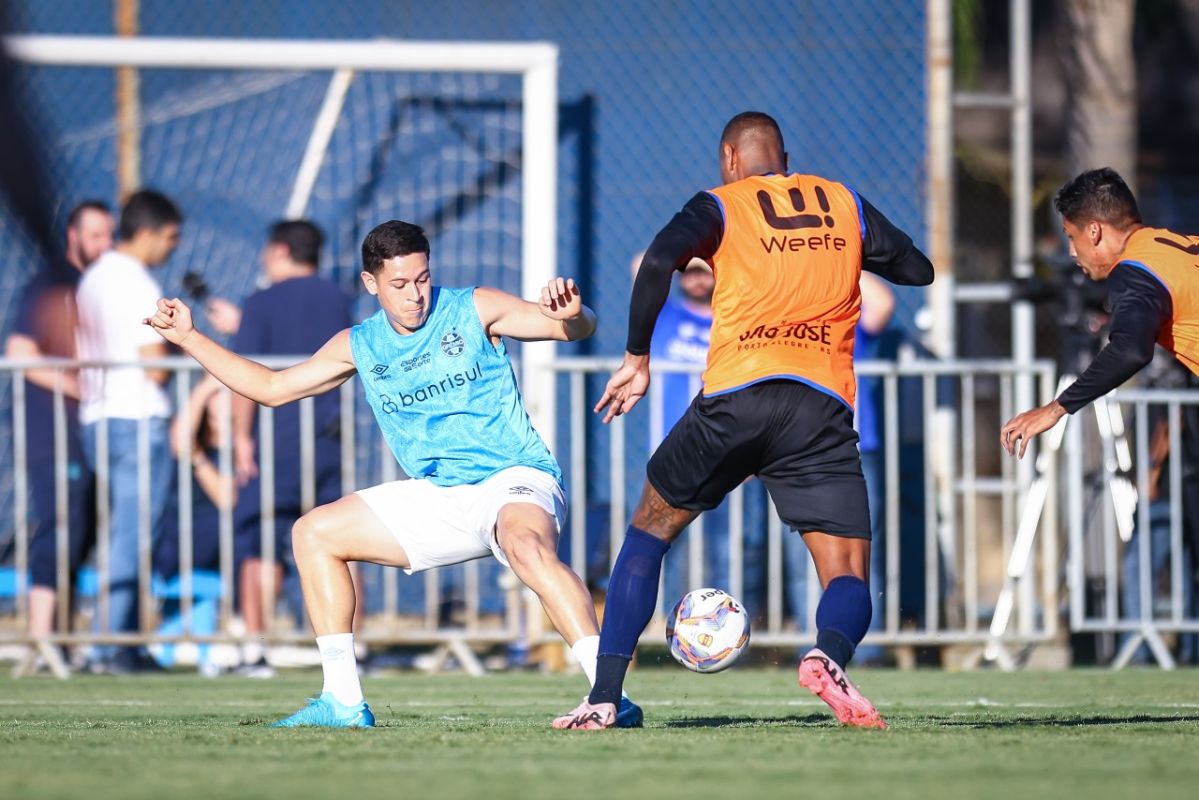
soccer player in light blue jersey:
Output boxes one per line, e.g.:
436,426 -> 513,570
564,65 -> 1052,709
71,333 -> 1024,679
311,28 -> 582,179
146,220 -> 641,729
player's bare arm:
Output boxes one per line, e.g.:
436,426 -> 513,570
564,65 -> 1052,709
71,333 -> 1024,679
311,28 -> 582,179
474,278 -> 596,343
144,297 -> 357,406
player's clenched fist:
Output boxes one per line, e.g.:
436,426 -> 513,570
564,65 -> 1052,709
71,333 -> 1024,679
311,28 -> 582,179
539,277 -> 582,320
144,297 -> 196,347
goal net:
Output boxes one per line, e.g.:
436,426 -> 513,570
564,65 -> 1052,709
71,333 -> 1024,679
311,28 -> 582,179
0,35 -> 560,524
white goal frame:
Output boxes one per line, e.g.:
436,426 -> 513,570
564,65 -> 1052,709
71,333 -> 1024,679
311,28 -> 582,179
5,35 -> 562,449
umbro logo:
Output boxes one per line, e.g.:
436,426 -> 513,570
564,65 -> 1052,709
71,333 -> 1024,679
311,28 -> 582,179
509,485 -> 534,496
370,364 -> 389,376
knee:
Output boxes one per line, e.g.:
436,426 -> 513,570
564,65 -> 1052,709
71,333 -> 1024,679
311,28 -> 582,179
291,509 -> 336,557
499,524 -> 557,576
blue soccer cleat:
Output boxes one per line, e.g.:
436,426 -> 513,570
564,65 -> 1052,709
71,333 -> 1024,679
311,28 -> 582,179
269,692 -> 375,728
616,696 -> 644,728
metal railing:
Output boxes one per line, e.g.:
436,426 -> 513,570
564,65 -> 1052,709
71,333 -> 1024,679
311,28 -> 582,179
1064,388 -> 1199,669
549,357 -> 1062,654
3,355 -> 1194,671
0,357 -> 520,674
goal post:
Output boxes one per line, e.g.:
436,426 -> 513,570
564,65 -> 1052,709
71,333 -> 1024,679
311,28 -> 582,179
4,34 -> 561,450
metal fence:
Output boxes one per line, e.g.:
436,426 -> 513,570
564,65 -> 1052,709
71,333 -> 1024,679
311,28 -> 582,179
550,357 -> 1063,655
1064,388 -> 1199,669
16,356 -> 1193,674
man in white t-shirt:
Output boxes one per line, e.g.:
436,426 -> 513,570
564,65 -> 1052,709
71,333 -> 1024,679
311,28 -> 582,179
75,189 -> 182,672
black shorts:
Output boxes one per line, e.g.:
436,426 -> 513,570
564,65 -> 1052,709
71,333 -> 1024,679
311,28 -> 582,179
646,379 -> 871,539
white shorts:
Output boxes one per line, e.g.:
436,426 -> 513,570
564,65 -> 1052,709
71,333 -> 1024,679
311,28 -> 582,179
355,466 -> 566,574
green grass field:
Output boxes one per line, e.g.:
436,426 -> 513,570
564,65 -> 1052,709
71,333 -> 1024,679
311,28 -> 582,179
2,667 -> 1196,799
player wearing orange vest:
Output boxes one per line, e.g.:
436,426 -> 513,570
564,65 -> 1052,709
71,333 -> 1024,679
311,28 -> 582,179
554,111 -> 933,731
1002,168 -> 1199,457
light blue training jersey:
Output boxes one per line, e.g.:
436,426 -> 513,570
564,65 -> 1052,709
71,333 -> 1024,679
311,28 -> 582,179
348,286 -> 562,487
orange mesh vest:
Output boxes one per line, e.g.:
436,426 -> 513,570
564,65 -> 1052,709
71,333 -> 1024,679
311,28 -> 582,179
704,173 -> 864,405
1118,227 -> 1199,376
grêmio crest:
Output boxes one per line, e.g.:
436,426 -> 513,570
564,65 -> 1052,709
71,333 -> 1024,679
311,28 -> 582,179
441,331 -> 466,357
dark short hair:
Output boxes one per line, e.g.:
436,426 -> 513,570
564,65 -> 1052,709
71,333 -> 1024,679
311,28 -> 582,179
720,111 -> 785,151
119,189 -> 182,240
268,219 -> 324,267
66,199 -> 111,229
1053,168 -> 1142,229
361,220 -> 430,275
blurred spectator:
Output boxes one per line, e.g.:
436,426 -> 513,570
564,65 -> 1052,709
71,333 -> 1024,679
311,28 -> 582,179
75,189 -> 182,673
6,200 -> 112,649
204,297 -> 243,338
1120,354 -> 1198,664
155,375 -> 235,581
846,272 -> 895,662
231,220 -> 351,675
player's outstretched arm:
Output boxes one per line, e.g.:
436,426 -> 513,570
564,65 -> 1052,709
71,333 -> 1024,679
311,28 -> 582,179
1000,267 -> 1167,459
144,297 -> 357,406
1000,400 -> 1067,459
475,278 -> 596,343
594,353 -> 650,424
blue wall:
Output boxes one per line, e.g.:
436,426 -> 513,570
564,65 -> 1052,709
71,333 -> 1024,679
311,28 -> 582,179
2,1 -> 928,529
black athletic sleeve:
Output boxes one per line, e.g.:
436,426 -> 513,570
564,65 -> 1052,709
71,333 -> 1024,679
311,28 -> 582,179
857,194 -> 935,286
1056,265 -> 1173,413
625,191 -> 724,355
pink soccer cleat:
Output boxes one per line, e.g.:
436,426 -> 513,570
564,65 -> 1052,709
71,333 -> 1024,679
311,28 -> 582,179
798,648 -> 888,730
552,699 -> 617,730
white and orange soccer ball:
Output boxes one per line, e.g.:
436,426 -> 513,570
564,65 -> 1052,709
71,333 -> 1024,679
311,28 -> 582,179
665,588 -> 751,673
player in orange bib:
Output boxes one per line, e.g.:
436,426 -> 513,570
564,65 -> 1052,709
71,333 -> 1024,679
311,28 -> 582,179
1002,168 -> 1199,457
554,111 -> 933,731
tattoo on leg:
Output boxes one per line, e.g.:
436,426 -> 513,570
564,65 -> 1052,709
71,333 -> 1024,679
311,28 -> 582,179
631,483 -> 696,540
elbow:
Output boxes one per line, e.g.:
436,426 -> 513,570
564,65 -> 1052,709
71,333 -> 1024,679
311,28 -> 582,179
1124,345 -> 1155,376
565,310 -> 597,342
637,239 -> 685,282
909,259 -> 935,287
902,251 -> 935,286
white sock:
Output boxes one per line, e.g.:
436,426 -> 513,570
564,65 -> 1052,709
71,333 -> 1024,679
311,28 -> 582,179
571,635 -> 600,687
316,633 -> 363,706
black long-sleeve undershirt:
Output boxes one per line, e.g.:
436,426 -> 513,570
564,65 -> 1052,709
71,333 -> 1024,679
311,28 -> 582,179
1056,264 -> 1173,413
626,188 -> 934,355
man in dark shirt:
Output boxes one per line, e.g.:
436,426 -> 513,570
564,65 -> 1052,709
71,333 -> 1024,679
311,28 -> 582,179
555,112 -> 933,730
5,201 -> 113,649
231,220 -> 352,674
1002,168 -> 1199,455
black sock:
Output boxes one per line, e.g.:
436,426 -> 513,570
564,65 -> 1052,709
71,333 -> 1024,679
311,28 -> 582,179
812,575 -> 872,669
585,526 -> 670,707
589,655 -> 631,707
814,629 -> 855,670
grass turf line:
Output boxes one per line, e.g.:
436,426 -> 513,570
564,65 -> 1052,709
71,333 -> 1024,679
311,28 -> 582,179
1,669 -> 1196,800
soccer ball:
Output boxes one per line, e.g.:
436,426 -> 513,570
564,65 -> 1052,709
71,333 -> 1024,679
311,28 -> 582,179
665,588 -> 751,673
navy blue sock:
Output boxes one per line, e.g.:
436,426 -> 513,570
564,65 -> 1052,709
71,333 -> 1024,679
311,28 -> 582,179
813,575 -> 872,669
588,526 -> 670,706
